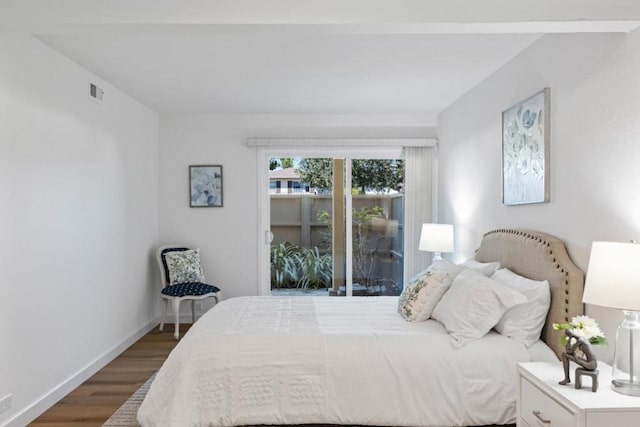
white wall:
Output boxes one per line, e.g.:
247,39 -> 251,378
437,30 -> 640,362
0,36 -> 160,426
159,113 -> 435,303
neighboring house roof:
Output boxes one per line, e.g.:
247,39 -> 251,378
269,167 -> 301,180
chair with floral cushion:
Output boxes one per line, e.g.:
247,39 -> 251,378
157,244 -> 222,339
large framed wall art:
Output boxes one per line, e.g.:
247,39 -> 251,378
502,88 -> 550,206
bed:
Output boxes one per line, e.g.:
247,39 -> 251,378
138,229 -> 585,427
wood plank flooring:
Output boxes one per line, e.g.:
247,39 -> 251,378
29,324 -> 190,427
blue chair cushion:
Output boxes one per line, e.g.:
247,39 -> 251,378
161,282 -> 220,298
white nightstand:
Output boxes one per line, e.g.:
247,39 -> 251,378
517,362 -> 640,426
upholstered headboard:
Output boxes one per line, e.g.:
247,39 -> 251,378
475,229 -> 585,359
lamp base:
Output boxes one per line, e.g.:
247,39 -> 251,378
612,379 -> 640,396
611,310 -> 640,397
432,252 -> 443,262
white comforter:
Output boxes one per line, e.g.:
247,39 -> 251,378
138,296 -> 556,427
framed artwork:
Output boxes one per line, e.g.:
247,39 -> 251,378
189,165 -> 223,207
502,88 -> 550,205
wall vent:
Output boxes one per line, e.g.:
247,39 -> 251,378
89,80 -> 104,104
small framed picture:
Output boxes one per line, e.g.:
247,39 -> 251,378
189,165 -> 223,207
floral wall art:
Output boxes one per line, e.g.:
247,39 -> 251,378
502,88 -> 550,205
190,165 -> 223,207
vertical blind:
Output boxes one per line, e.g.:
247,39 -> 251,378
402,146 -> 434,283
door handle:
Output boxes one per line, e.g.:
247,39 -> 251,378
265,230 -> 274,245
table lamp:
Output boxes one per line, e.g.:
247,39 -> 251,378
418,223 -> 454,262
582,241 -> 640,396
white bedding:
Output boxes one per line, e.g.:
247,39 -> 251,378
138,296 -> 556,427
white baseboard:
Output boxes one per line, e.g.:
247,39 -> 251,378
1,317 -> 160,427
163,312 -> 202,324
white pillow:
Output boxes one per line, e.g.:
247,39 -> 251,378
397,261 -> 463,322
427,259 -> 464,275
432,268 -> 526,348
461,258 -> 501,277
491,268 -> 551,347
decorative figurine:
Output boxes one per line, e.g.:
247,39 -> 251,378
553,315 -> 607,393
559,329 -> 599,391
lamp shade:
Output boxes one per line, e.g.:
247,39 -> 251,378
583,241 -> 640,311
419,223 -> 454,253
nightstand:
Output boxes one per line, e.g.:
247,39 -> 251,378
517,362 -> 640,426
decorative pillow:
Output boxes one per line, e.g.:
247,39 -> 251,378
491,268 -> 551,347
397,261 -> 464,322
461,258 -> 501,277
432,268 -> 526,348
164,249 -> 205,285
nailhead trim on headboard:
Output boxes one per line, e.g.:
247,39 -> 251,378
475,229 -> 585,359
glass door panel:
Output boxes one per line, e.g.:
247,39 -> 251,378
269,158 -> 334,296
350,159 -> 404,296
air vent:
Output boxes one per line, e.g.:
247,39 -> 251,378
89,80 -> 104,104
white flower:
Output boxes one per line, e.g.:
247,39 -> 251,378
553,315 -> 607,346
570,315 -> 593,328
571,327 -> 588,339
585,324 -> 604,338
570,315 -> 604,340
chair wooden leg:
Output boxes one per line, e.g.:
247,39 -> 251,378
191,300 -> 196,324
159,299 -> 168,332
172,298 -> 181,339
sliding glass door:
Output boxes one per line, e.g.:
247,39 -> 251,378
267,154 -> 404,297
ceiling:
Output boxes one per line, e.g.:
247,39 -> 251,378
3,0 -> 640,114
37,32 -> 541,114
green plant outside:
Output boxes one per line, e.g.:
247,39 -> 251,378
270,242 -> 332,291
270,205 -> 398,293
318,206 -> 386,288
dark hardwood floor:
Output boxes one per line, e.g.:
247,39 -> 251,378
29,324 -> 190,427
